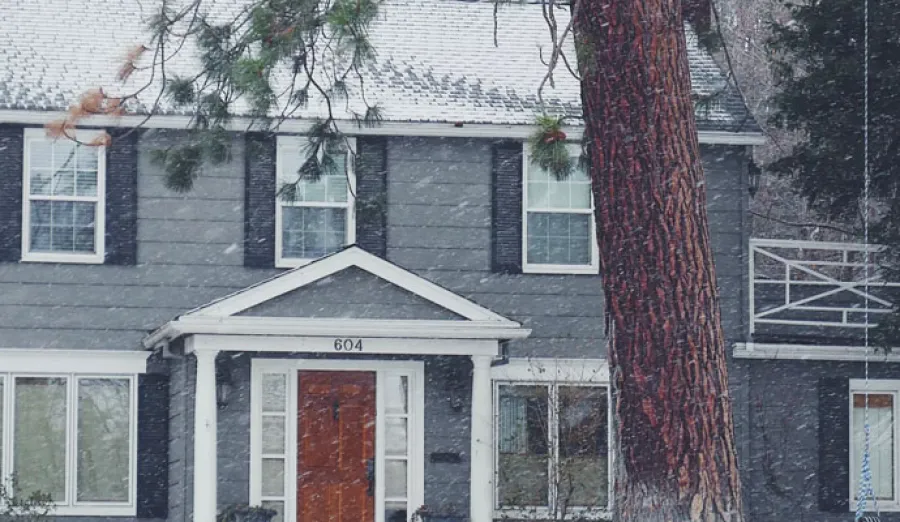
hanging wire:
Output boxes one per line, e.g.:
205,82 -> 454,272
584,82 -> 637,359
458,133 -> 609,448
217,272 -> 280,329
854,0 -> 875,516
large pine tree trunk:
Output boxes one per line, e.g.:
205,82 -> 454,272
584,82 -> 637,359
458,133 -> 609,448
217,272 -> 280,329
573,1 -> 744,520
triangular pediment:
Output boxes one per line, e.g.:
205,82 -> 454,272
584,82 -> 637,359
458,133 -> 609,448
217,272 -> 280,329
183,246 -> 516,324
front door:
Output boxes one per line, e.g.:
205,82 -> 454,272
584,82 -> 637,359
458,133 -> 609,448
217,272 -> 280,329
297,371 -> 376,522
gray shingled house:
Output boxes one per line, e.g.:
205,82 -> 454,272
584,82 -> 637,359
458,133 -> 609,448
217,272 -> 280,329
14,0 -> 883,521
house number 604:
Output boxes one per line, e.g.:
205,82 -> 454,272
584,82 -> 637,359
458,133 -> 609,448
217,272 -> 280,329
333,338 -> 363,351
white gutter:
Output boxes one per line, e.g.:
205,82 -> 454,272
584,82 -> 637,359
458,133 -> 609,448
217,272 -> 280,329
0,109 -> 766,145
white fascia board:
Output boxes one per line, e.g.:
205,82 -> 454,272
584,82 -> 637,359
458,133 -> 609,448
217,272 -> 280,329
148,317 -> 531,347
191,333 -> 501,356
187,247 -> 515,323
0,110 -> 765,145
491,357 -> 610,383
734,342 -> 900,362
0,348 -> 150,373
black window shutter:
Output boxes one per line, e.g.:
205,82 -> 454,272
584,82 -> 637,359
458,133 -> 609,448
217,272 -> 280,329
491,141 -> 523,273
105,129 -> 139,265
355,137 -> 387,257
244,133 -> 277,268
137,373 -> 169,519
0,125 -> 23,262
818,377 -> 850,513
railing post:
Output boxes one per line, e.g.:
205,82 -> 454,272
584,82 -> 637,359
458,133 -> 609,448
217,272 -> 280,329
748,240 -> 755,337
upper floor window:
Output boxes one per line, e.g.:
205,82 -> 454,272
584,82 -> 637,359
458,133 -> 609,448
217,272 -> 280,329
275,136 -> 355,268
522,143 -> 598,274
850,379 -> 900,509
0,373 -> 136,516
22,129 -> 106,264
493,359 -> 611,519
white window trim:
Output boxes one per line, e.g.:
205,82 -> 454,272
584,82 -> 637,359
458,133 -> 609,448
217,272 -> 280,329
849,379 -> 900,512
0,349 -> 149,374
250,358 -> 425,522
21,128 -> 107,264
274,136 -> 357,268
0,372 -> 138,517
521,143 -> 599,275
492,358 -> 612,520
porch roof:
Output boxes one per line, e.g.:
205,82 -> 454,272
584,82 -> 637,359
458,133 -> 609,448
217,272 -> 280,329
143,246 -> 531,349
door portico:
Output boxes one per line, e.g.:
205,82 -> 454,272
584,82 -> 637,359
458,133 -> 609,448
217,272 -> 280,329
144,247 -> 530,522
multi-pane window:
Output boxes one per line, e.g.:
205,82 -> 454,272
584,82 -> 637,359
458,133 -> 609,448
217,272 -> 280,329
275,136 -> 355,267
259,373 -> 288,522
0,374 -> 135,515
851,381 -> 900,507
384,375 -> 411,522
523,144 -> 597,274
22,129 -> 105,263
495,383 -> 609,516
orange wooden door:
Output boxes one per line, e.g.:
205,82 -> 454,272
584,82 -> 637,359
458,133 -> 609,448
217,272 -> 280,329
298,371 -> 376,522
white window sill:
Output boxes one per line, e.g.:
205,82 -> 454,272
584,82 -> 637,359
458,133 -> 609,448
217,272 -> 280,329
523,263 -> 599,275
850,501 -> 900,512
51,504 -> 135,517
21,252 -> 104,264
495,508 -> 611,520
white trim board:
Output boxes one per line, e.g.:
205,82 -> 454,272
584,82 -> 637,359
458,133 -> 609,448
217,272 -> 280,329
189,333 -> 503,356
0,348 -> 150,373
491,357 -> 609,382
0,110 -> 767,145
733,342 -> 900,362
155,317 -> 528,344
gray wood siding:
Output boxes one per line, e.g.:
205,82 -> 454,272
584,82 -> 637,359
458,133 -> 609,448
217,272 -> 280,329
0,129 -> 751,522
743,359 -> 900,521
0,132 -> 746,357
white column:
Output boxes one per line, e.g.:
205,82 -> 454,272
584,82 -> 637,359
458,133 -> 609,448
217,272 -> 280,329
193,349 -> 219,522
470,355 -> 494,522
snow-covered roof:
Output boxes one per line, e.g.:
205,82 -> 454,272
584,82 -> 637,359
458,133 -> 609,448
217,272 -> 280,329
0,0 -> 758,133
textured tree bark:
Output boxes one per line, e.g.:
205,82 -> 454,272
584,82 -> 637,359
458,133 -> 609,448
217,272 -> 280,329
573,1 -> 744,521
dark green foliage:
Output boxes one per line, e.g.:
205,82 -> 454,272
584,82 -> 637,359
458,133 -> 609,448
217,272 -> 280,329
768,0 -> 900,220
528,115 -> 572,180
767,0 -> 900,345
217,504 -> 277,522
146,0 -> 382,193
166,77 -> 196,105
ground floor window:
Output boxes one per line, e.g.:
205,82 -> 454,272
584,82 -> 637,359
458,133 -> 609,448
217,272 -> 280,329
495,380 -> 610,517
0,373 -> 136,515
851,380 -> 900,506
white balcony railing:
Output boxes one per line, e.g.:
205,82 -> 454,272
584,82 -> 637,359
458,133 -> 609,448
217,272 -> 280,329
750,239 -> 900,336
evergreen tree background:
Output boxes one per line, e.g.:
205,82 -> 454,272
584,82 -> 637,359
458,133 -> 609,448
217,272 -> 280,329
766,0 -> 900,345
